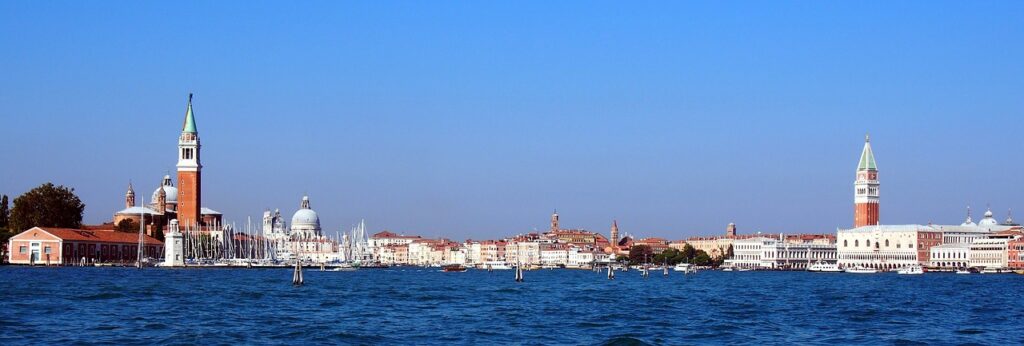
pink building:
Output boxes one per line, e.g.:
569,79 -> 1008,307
8,227 -> 162,265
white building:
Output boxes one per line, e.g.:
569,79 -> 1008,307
540,246 -> 569,267
969,238 -> 1009,269
727,236 -> 837,270
567,248 -> 597,268
929,243 -> 971,269
506,241 -> 540,265
837,225 -> 943,271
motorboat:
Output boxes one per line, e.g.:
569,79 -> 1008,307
721,267 -> 735,272
673,263 -> 696,273
896,265 -> 924,275
980,267 -> 1001,274
735,267 -> 753,272
807,262 -> 842,272
485,262 -> 512,270
955,268 -> 971,275
844,266 -> 878,274
442,264 -> 467,272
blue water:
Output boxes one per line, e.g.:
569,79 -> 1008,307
0,267 -> 1022,345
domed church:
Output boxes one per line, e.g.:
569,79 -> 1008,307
111,94 -> 224,235
290,195 -> 321,238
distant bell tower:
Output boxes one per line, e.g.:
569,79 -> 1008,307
125,182 -> 136,209
854,134 -> 879,228
726,223 -> 737,238
177,93 -> 202,227
610,220 -> 619,245
550,210 -> 559,232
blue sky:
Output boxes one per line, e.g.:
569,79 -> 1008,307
1,1 -> 1022,239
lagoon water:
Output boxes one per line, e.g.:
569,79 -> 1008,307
1,267 -> 1022,345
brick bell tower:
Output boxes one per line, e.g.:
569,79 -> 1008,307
854,134 -> 879,228
177,93 -> 202,227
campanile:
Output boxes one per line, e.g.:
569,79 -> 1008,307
177,93 -> 202,226
854,134 -> 879,227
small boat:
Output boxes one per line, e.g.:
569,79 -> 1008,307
807,261 -> 842,272
1014,269 -> 1024,275
980,267 -> 1001,274
331,267 -> 357,272
735,267 -> 753,272
673,263 -> 696,273
721,267 -> 735,272
442,264 -> 467,272
955,268 -> 971,275
896,265 -> 924,275
844,266 -> 878,274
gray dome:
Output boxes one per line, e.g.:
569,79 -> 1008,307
291,208 -> 320,227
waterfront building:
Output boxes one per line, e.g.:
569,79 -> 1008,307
727,236 -> 837,270
567,248 -> 599,268
836,225 -> 943,271
478,240 -> 507,264
1008,237 -> 1024,269
540,244 -> 569,267
634,237 -> 670,254
376,244 -> 409,265
7,227 -> 161,265
505,236 -> 541,265
929,243 -> 971,269
854,135 -> 880,228
370,231 -> 422,263
969,238 -> 1009,269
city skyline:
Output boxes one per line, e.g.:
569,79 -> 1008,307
2,2 -> 1023,239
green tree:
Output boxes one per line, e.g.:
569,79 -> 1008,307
680,243 -> 696,262
0,194 -> 9,231
10,183 -> 85,232
627,245 -> 654,265
116,219 -> 137,232
692,250 -> 712,266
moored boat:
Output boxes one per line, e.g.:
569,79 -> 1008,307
844,266 -> 878,274
955,268 -> 971,274
672,263 -> 696,273
896,265 -> 924,275
442,264 -> 467,272
807,261 -> 842,272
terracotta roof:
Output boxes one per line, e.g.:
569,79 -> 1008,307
372,231 -> 422,239
35,227 -> 163,245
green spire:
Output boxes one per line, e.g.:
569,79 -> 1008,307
858,134 -> 877,171
182,93 -> 197,133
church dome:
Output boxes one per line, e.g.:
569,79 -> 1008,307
152,175 -> 178,204
291,209 -> 320,227
978,208 -> 998,227
290,195 -> 320,230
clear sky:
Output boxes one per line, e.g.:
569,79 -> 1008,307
1,1 -> 1022,240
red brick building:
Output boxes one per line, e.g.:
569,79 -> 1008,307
854,135 -> 880,228
7,227 -> 162,265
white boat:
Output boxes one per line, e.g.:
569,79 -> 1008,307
896,265 -> 924,275
955,268 -> 971,275
807,262 -> 842,272
980,267 -> 1001,274
721,267 -> 735,272
672,263 -> 696,273
735,267 -> 753,272
844,266 -> 878,274
485,262 -> 512,270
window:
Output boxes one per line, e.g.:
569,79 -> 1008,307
855,240 -> 859,247
19,246 -> 27,254
844,240 -> 848,247
44,246 -> 51,254
885,240 -> 889,247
